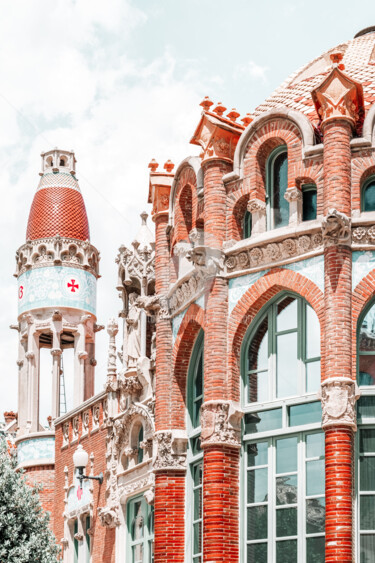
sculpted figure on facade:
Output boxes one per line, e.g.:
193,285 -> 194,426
154,430 -> 187,471
126,293 -> 141,368
200,401 -> 243,448
322,208 -> 351,245
319,377 -> 360,430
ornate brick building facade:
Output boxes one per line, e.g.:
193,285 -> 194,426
11,28 -> 375,562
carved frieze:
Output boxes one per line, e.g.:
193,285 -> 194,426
319,377 -> 360,430
15,236 -> 100,278
352,224 -> 375,247
225,231 -> 323,274
200,401 -> 243,448
154,430 -> 187,471
322,209 -> 351,246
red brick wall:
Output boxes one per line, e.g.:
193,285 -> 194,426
25,465 -> 55,530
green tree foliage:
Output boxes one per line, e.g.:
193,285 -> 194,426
0,440 -> 60,562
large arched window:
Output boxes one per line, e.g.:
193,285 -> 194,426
187,330 -> 204,563
267,146 -> 289,230
362,177 -> 375,212
243,294 -> 320,404
358,301 -> 375,386
242,294 -> 324,562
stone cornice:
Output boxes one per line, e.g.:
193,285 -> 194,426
54,390 -> 106,427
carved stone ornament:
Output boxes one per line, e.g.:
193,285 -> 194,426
98,505 -> 120,528
15,236 -> 100,278
322,208 -> 351,246
319,377 -> 360,430
225,231 -> 323,274
154,430 -> 187,472
284,187 -> 302,202
247,199 -> 266,214
190,111 -> 242,163
352,224 -> 375,247
143,486 -> 155,506
200,401 -> 243,448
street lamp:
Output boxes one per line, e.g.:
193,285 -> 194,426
73,444 -> 103,487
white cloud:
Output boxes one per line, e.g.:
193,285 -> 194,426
233,60 -> 268,82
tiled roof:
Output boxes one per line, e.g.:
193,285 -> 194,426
26,173 -> 90,241
254,31 -> 375,123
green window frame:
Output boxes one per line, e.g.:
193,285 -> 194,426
266,146 -> 289,230
357,301 -> 375,387
137,426 -> 144,464
127,495 -> 154,563
302,184 -> 317,222
74,519 -> 79,563
242,294 -> 321,405
243,209 -> 252,239
188,330 -> 204,430
361,176 -> 375,212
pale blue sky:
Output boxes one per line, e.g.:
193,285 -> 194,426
0,0 -> 373,420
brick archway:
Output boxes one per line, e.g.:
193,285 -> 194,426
352,269 -> 375,375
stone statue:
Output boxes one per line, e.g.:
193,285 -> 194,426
126,293 -> 141,368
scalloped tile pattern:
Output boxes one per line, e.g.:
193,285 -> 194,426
26,186 -> 90,241
37,172 -> 80,192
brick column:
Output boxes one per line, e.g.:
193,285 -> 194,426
150,164 -> 186,563
201,159 -> 242,562
312,61 -> 364,562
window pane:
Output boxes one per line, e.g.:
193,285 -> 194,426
193,488 -> 202,520
357,396 -> 375,422
276,507 -> 297,537
360,457 -> 375,491
277,332 -> 298,398
302,187 -> 317,222
359,355 -> 375,386
248,371 -> 268,403
248,317 -> 268,371
272,151 -> 289,229
133,544 -> 143,563
276,539 -> 297,562
247,506 -> 268,540
289,402 -> 322,427
364,181 -> 375,212
247,442 -> 268,467
276,437 -> 297,474
360,534 -> 375,562
306,536 -> 325,563
193,463 -> 202,486
247,542 -> 267,563
359,305 -> 375,352
193,522 -> 202,554
306,459 -> 325,495
276,475 -> 297,505
244,210 -> 252,239
306,432 -> 324,459
306,361 -> 321,393
245,409 -> 282,434
195,355 -> 203,397
248,468 -> 268,503
277,297 -> 297,332
360,429 -> 375,454
306,498 -> 325,533
306,305 -> 320,358
360,495 -> 375,530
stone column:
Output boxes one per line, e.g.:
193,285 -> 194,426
73,320 -> 87,407
106,318 -> 118,418
17,338 -> 28,434
51,347 -> 62,420
26,327 -> 40,433
311,59 -> 363,562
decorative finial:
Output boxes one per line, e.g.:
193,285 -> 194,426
148,159 -> 159,173
241,113 -> 253,126
227,108 -> 240,122
140,211 -> 148,225
213,102 -> 226,117
330,52 -> 345,70
200,96 -> 214,112
163,160 -> 175,173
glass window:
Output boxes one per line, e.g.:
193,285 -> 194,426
74,519 -> 78,563
245,295 -> 321,404
302,184 -> 317,221
243,210 -> 252,239
362,178 -> 375,212
189,331 -> 204,429
358,302 -> 375,386
192,462 -> 203,562
137,426 -> 144,464
245,432 -> 325,562
358,428 -> 375,562
127,496 -> 154,563
267,147 -> 289,230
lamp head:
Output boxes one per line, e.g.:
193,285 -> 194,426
73,444 -> 89,472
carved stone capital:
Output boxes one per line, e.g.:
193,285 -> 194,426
322,208 -> 351,246
144,486 -> 155,506
247,198 -> 266,214
51,348 -> 62,357
319,377 -> 360,431
201,400 -> 243,448
284,187 -> 302,202
98,505 -> 120,528
78,351 -> 88,361
173,241 -> 192,257
16,360 -> 24,368
154,430 -> 187,472
25,351 -> 35,360
107,318 -> 119,338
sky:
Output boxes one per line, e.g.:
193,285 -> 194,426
0,0 -> 374,421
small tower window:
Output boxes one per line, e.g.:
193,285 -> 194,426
362,177 -> 375,212
243,210 -> 252,239
59,157 -> 66,166
302,184 -> 317,221
267,146 -> 289,230
137,425 -> 144,464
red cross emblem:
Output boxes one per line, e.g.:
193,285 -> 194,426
77,485 -> 83,500
67,279 -> 79,293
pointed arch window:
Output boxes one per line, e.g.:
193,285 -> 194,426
137,425 -> 144,464
243,294 -> 321,404
362,177 -> 375,212
358,301 -> 375,386
267,146 -> 289,230
243,209 -> 252,239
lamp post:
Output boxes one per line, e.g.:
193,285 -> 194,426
73,444 -> 103,488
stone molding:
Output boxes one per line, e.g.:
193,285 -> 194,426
284,186 -> 302,202
319,377 -> 360,431
322,208 -> 351,246
118,472 -> 155,504
200,400 -> 243,448
225,230 -> 323,274
15,236 -> 100,278
153,430 -> 187,472
352,224 -> 375,247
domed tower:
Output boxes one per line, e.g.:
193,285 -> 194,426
14,149 -> 100,472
